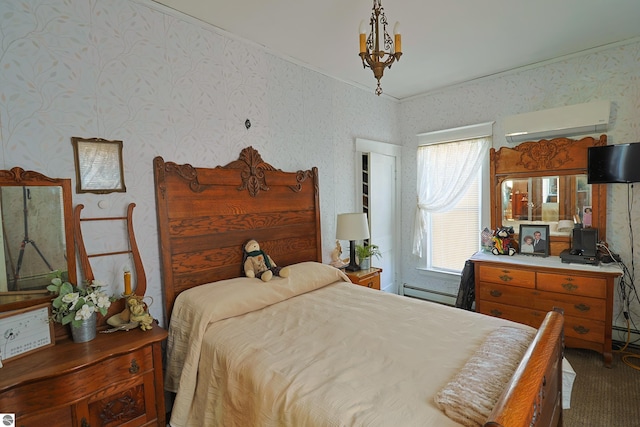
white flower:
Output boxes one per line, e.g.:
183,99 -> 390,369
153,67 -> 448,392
91,279 -> 106,288
85,291 -> 98,305
75,304 -> 95,321
96,292 -> 112,309
62,292 -> 80,310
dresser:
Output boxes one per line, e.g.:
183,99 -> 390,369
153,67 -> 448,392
472,252 -> 621,367
345,267 -> 382,290
0,326 -> 167,426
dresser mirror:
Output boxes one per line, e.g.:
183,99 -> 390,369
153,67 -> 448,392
0,168 -> 76,311
501,174 -> 591,226
491,135 -> 607,256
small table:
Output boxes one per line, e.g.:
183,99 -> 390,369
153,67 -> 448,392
345,267 -> 382,290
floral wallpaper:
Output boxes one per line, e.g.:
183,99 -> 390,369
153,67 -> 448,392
0,0 -> 398,325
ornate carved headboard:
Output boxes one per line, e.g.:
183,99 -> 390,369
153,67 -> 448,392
153,147 -> 322,322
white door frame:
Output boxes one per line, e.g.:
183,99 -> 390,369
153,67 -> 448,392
355,138 -> 402,294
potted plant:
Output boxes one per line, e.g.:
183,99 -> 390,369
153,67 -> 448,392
355,243 -> 381,269
47,271 -> 113,342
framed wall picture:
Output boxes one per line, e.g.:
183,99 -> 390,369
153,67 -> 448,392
519,224 -> 550,257
71,137 -> 126,194
0,302 -> 54,363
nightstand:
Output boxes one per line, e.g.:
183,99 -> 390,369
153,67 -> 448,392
345,267 -> 382,290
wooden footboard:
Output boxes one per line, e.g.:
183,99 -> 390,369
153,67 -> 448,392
485,309 -> 564,427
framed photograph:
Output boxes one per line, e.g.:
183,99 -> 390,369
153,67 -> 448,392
519,224 -> 550,257
582,205 -> 593,227
71,137 -> 126,194
0,303 -> 54,363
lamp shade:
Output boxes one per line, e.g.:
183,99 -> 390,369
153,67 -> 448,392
336,213 -> 370,241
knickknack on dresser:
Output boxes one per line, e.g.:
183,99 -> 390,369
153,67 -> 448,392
474,135 -> 622,367
0,167 -> 167,426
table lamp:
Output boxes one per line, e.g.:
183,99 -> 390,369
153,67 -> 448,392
336,213 -> 370,271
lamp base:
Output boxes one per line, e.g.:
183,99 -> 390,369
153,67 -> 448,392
344,240 -> 361,271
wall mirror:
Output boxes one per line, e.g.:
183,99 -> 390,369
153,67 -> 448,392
0,168 -> 76,311
490,135 -> 607,256
71,137 -> 126,194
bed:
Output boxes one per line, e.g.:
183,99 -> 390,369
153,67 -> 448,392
153,147 -> 565,427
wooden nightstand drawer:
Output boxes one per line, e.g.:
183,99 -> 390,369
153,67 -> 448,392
537,272 -> 607,298
477,265 -> 535,288
345,267 -> 381,290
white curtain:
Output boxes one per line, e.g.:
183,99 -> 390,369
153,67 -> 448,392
412,137 -> 490,257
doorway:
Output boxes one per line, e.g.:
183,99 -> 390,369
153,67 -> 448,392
355,139 -> 401,293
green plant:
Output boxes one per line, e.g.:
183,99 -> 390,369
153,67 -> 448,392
355,243 -> 382,262
47,271 -> 114,327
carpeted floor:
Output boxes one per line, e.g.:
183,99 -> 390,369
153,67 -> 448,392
563,347 -> 640,427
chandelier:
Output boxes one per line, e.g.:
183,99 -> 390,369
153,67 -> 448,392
359,0 -> 402,96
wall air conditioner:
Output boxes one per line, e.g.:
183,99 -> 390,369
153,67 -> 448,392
504,100 -> 610,143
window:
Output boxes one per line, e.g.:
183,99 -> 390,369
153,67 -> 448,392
428,170 -> 481,272
413,123 -> 492,274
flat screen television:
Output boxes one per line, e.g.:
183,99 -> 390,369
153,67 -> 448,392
588,142 -> 640,184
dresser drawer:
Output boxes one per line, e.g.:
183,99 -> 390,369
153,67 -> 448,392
537,272 -> 607,298
2,346 -> 153,414
477,282 -> 536,307
477,265 -> 536,288
16,405 -> 72,427
479,301 -> 544,328
85,346 -> 153,385
534,291 -> 605,321
564,316 -> 605,344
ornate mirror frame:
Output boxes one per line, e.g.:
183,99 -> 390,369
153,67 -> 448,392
490,135 -> 608,256
0,168 -> 77,311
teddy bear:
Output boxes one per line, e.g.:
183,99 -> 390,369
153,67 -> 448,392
491,226 -> 517,256
242,239 -> 290,282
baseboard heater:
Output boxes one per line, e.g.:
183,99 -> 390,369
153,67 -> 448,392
402,284 -> 456,306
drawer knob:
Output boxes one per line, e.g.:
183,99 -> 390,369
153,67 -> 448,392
490,309 -> 503,317
573,325 -> 590,335
129,359 -> 140,374
498,274 -> 513,282
574,303 -> 590,312
562,282 -> 578,292
490,289 -> 502,297
367,282 -> 373,288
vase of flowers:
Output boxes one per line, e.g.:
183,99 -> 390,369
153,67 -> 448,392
48,272 -> 113,343
70,311 -> 97,342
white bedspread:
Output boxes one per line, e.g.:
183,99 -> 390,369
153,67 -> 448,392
166,262 -> 535,427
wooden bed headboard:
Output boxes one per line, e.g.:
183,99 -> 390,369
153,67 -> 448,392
153,147 -> 322,321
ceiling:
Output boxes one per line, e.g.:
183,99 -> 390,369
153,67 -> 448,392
151,0 -> 640,100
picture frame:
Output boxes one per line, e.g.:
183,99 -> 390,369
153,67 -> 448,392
0,302 -> 54,364
582,205 -> 593,228
71,137 -> 126,194
519,224 -> 550,257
